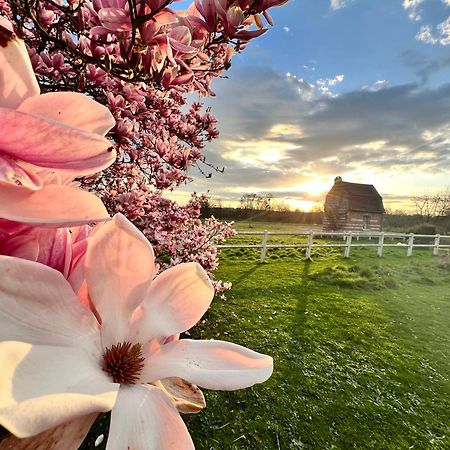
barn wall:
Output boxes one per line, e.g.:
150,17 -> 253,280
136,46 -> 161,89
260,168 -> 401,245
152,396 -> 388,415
323,196 -> 348,230
323,209 -> 383,231
345,211 -> 382,231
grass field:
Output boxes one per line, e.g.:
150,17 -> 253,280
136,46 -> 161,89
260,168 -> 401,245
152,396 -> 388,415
79,230 -> 450,450
233,220 -> 323,232
184,246 -> 450,450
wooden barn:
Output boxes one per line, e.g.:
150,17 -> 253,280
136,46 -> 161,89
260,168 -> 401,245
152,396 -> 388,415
323,177 -> 385,231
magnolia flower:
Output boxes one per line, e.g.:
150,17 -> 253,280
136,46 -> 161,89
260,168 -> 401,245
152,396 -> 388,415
0,16 -> 116,226
0,214 -> 273,449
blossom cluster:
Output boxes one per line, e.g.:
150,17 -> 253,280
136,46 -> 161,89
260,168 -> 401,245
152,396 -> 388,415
100,180 -> 236,288
0,14 -> 273,450
1,0 -> 286,285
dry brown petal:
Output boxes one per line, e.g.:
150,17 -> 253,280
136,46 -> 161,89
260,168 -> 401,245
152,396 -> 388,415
157,377 -> 206,414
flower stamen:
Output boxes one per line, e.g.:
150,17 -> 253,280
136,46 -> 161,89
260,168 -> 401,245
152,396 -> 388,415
102,342 -> 145,385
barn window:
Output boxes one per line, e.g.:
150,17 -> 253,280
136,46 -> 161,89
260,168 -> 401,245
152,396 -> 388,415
363,215 -> 370,230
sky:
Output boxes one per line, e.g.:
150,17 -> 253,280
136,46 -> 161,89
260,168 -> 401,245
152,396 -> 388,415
172,0 -> 450,212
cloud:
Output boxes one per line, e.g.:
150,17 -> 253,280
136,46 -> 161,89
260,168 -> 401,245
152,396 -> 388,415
188,67 -> 450,205
316,74 -> 345,97
286,72 -> 344,99
416,25 -> 438,44
362,80 -> 389,92
416,17 -> 450,45
330,0 -> 355,11
403,0 -> 424,21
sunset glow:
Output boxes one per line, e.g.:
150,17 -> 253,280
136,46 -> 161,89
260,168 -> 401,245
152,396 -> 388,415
299,180 -> 330,197
173,1 -> 450,215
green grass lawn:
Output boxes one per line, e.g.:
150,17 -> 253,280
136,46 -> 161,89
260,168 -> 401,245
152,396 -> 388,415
185,247 -> 450,450
77,242 -> 450,450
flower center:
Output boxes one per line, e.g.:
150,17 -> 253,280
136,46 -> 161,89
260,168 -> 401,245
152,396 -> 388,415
102,342 -> 145,385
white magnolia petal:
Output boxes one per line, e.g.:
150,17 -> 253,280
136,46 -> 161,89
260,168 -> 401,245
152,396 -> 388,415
0,341 -> 118,438
0,17 -> 40,109
131,263 -> 214,343
142,339 -> 273,390
86,214 -> 155,347
0,412 -> 98,450
106,385 -> 194,450
18,92 -> 115,136
0,256 -> 99,347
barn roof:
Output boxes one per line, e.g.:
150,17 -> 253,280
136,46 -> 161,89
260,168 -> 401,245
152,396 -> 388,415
326,181 -> 384,213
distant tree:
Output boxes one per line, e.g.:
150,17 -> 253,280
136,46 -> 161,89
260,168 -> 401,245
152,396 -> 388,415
311,201 -> 324,213
270,199 -> 292,212
240,193 -> 273,210
384,207 -> 411,215
411,190 -> 450,222
200,194 -> 223,217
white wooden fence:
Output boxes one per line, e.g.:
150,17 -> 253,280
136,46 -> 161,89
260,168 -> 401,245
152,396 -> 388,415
217,231 -> 450,262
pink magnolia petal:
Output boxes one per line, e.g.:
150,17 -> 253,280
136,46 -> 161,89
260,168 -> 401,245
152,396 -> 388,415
142,339 -> 273,390
0,341 -> 117,438
86,214 -> 155,347
70,228 -> 90,275
131,263 -> 214,343
0,157 -> 43,190
0,182 -> 110,227
0,218 -> 27,233
18,92 -> 115,136
89,25 -> 113,36
98,8 -> 132,32
67,254 -> 87,297
0,413 -> 98,450
57,229 -> 72,277
0,256 -> 99,347
0,224 -> 78,276
154,10 -> 179,25
31,227 -> 72,277
234,28 -> 267,40
106,385 -> 194,450
0,234 -> 39,261
0,109 -> 115,175
0,17 -> 40,109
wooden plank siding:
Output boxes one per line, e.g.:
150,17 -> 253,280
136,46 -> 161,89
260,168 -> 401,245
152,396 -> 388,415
323,213 -> 382,232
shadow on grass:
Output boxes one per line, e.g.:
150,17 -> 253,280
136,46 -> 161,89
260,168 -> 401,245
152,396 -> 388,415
294,260 -> 310,338
231,263 -> 264,288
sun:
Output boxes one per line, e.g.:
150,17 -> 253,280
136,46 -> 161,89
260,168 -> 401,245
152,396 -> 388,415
301,180 -> 330,196
285,199 -> 319,212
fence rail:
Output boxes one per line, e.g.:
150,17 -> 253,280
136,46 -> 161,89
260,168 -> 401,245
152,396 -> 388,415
217,231 -> 450,262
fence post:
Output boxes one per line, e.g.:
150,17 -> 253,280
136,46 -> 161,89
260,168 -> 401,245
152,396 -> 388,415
433,234 -> 441,256
260,230 -> 268,263
344,232 -> 352,258
305,231 -> 313,259
377,232 -> 385,257
407,233 -> 414,257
